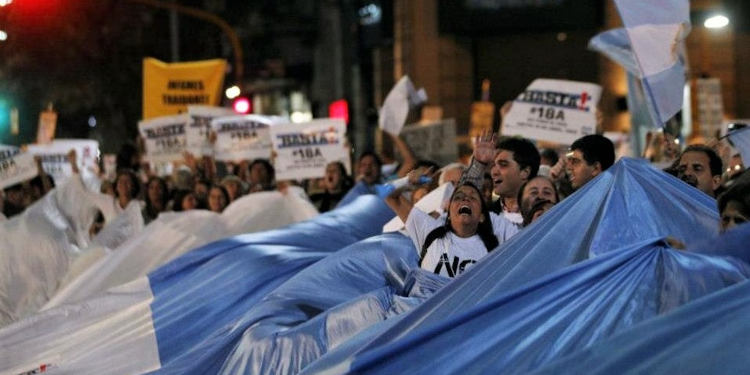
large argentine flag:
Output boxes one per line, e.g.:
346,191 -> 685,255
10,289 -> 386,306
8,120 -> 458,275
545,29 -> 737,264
0,195 -> 394,375
590,0 -> 690,127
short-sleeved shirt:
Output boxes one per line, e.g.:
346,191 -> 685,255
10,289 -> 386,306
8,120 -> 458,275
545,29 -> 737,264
405,208 -> 518,278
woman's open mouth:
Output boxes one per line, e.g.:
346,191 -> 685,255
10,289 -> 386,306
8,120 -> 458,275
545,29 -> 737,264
458,205 -> 472,215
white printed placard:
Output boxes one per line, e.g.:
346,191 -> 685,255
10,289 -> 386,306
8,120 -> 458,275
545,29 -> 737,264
270,118 -> 348,180
0,147 -> 38,190
211,115 -> 284,162
187,105 -> 235,156
27,139 -> 99,184
502,79 -> 602,145
139,114 -> 189,164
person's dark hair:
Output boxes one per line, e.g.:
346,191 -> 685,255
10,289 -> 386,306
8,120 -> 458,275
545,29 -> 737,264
516,175 -> 559,214
717,180 -> 750,218
249,158 -> 275,185
171,189 -> 194,212
540,148 -> 559,166
522,199 -> 554,227
329,161 -> 354,192
570,134 -> 615,171
145,176 -> 169,210
115,169 -> 140,199
681,144 -> 723,177
209,184 -> 230,209
497,137 -> 541,178
29,175 -> 54,194
419,182 -> 499,266
358,151 -> 383,169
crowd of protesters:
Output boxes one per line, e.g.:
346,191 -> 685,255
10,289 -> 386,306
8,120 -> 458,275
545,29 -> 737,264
2,114 -> 749,278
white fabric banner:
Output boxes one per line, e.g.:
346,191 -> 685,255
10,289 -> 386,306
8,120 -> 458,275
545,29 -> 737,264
139,114 -> 189,164
502,79 -> 602,145
27,139 -> 99,184
270,119 -> 349,180
186,105 -> 235,156
0,147 -> 38,190
211,115 -> 283,162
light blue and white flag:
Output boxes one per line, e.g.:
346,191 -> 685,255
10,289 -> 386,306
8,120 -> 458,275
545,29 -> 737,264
727,127 -> 750,166
590,0 -> 690,128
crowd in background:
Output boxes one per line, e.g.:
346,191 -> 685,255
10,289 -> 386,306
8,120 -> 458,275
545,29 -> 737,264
2,120 -> 749,260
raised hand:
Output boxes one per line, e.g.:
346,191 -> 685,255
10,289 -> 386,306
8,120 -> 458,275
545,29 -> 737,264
473,130 -> 497,164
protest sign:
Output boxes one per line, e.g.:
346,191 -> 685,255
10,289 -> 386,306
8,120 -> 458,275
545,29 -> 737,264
142,58 -> 226,120
212,114 -> 283,162
0,146 -> 38,190
27,139 -> 99,184
502,79 -> 602,145
186,106 -> 235,156
695,78 -> 724,139
400,119 -> 458,166
269,119 -> 348,180
138,114 -> 189,164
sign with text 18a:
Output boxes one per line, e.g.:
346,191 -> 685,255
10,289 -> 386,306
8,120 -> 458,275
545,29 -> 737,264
27,139 -> 99,184
212,114 -> 284,162
0,146 -> 38,190
138,114 -> 189,164
502,79 -> 601,145
187,105 -> 235,156
270,118 -> 348,180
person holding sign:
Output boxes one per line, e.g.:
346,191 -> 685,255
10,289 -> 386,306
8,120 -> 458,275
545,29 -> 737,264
385,167 -> 518,279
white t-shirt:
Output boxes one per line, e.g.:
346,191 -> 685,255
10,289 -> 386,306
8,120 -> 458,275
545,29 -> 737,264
405,208 -> 518,278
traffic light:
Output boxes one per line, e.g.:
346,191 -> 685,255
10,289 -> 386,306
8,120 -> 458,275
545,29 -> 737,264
232,96 -> 251,114
329,99 -> 349,124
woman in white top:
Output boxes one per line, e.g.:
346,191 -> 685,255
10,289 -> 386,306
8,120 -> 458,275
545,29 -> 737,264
386,179 -> 518,278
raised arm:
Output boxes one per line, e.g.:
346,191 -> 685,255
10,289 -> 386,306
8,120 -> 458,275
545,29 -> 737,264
389,132 -> 417,178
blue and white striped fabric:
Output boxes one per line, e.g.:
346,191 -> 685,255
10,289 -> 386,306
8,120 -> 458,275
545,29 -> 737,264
727,127 -> 750,166
0,195 -> 395,375
590,0 -> 690,127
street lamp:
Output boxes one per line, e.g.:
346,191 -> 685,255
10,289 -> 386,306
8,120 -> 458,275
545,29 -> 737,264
0,30 -> 7,41
704,15 -> 729,29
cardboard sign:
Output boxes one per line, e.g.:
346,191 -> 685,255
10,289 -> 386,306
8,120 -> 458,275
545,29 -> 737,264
0,146 -> 38,190
212,115 -> 284,162
502,79 -> 602,145
142,58 -> 227,120
400,119 -> 459,167
138,114 -> 189,164
27,139 -> 99,184
186,106 -> 235,156
270,119 -> 348,180
379,76 -> 427,136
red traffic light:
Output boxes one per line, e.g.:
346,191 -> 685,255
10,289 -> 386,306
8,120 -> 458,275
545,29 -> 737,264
232,97 -> 252,114
329,99 -> 349,124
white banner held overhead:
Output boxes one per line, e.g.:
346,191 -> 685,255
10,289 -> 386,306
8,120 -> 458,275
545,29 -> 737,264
139,114 -> 189,164
211,115 -> 282,162
27,139 -> 99,184
270,118 -> 348,180
186,105 -> 235,156
0,147 -> 38,190
502,79 -> 602,145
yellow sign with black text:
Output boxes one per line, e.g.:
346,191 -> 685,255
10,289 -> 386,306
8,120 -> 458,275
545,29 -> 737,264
142,58 -> 227,120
